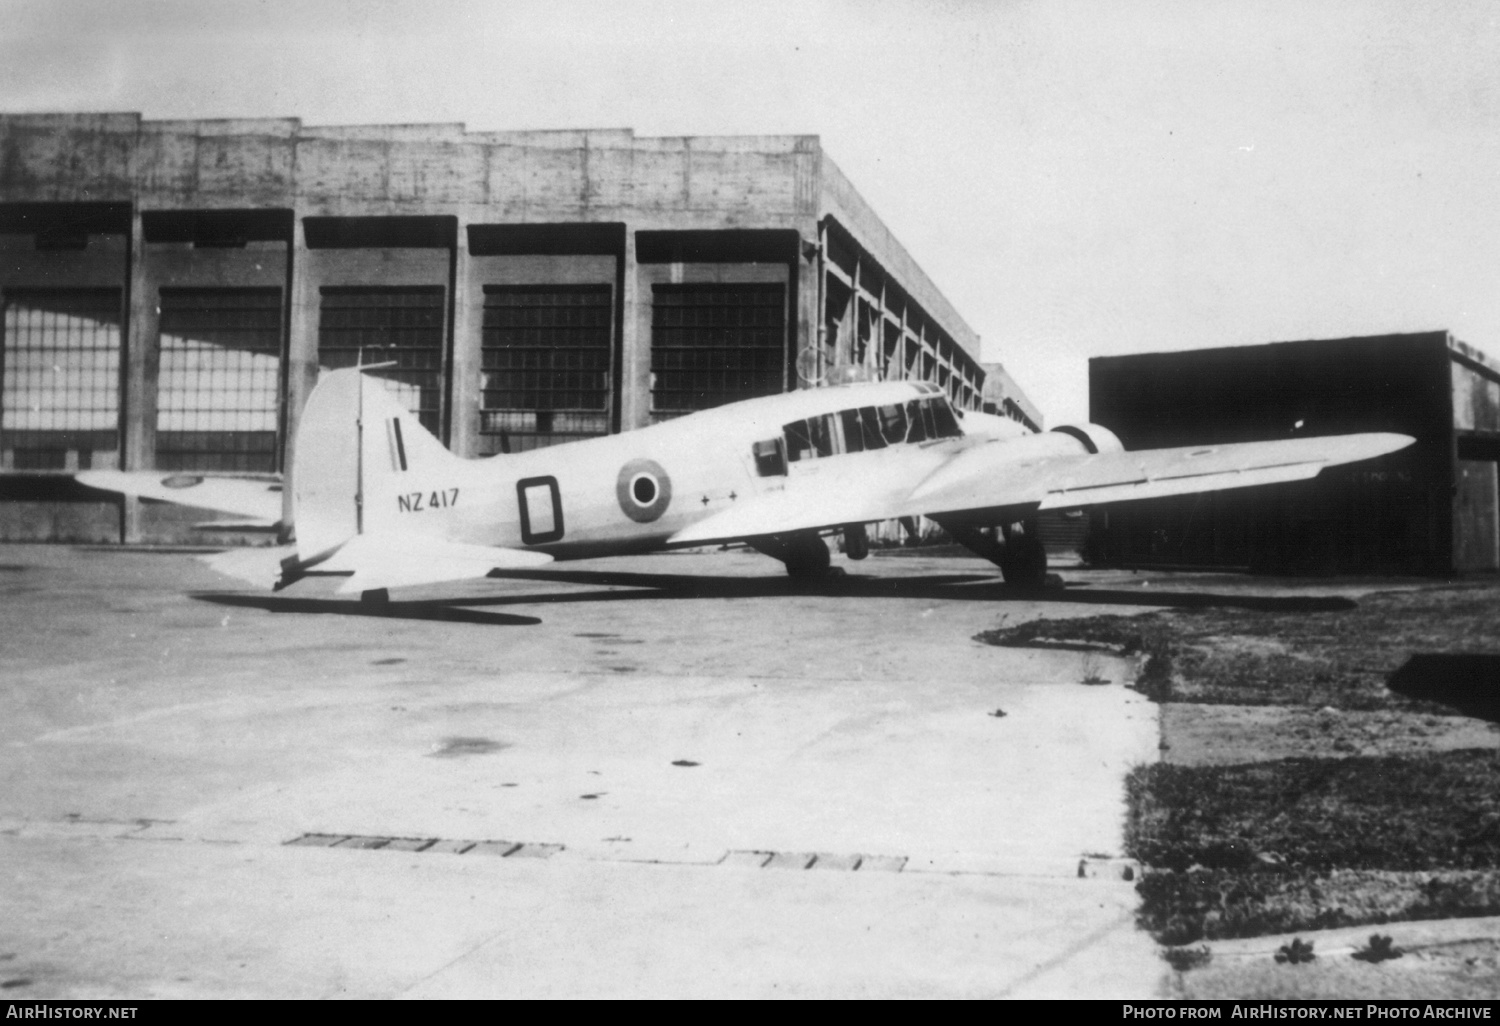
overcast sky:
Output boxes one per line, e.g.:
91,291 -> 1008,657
4,0 -> 1498,423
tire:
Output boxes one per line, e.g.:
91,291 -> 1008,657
783,533 -> 831,577
1000,525 -> 1048,589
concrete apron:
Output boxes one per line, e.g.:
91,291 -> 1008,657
0,546 -> 1165,998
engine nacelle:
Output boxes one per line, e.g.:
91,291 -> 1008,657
1049,423 -> 1125,455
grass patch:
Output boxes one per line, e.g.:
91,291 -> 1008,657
979,577 -> 1500,942
1137,868 -> 1500,945
1129,752 -> 1500,941
1128,753 -> 1500,873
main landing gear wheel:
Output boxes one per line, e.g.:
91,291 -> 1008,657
782,532 -> 832,577
360,588 -> 392,612
748,531 -> 837,578
998,521 -> 1048,590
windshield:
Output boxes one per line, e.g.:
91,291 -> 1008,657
780,395 -> 962,465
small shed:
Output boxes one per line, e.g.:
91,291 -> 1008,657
1087,331 -> 1500,574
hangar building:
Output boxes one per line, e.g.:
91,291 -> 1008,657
0,113 -> 1035,543
1087,331 -> 1500,574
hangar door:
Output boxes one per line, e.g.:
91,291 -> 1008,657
1455,458 -> 1499,570
479,284 -> 613,454
318,286 -> 446,436
0,288 -> 122,471
156,287 -> 283,472
650,283 -> 786,418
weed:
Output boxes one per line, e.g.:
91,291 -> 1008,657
1162,945 -> 1213,971
1352,934 -> 1402,963
1275,938 -> 1316,964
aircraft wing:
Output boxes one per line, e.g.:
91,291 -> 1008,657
76,470 -> 284,526
909,432 -> 1414,513
670,432 -> 1414,545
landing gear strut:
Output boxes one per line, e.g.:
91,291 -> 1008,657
748,531 -> 835,577
842,523 -> 870,561
940,517 -> 1049,589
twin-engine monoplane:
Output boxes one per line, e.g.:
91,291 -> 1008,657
80,367 -> 1414,600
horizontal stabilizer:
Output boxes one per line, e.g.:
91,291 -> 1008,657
77,470 -> 284,523
192,519 -> 280,532
319,534 -> 554,595
199,545 -> 297,589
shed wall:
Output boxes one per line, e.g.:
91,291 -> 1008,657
1088,332 -> 1459,574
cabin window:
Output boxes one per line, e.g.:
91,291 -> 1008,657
784,419 -> 814,462
902,397 -> 963,444
930,398 -> 962,439
878,403 -> 907,445
839,409 -> 865,454
752,437 -> 786,476
807,414 -> 837,458
781,397 -> 958,466
838,407 -> 887,453
858,407 -> 888,450
905,399 -> 932,443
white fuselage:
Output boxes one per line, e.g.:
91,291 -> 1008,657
359,379 -> 1032,559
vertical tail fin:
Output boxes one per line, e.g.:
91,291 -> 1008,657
291,368 -> 465,561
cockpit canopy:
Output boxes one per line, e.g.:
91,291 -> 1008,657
753,394 -> 964,477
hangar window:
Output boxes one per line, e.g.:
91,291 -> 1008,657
156,288 -> 283,472
650,283 -> 786,418
318,286 -> 445,435
480,285 -> 612,454
1,288 -> 121,470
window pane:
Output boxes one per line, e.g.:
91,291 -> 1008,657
318,286 -> 444,435
2,288 -> 122,469
480,284 -> 611,454
156,287 -> 282,472
839,408 -> 865,454
650,282 -> 785,416
878,403 -> 907,445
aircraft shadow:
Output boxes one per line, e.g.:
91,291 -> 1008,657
190,592 -> 543,626
188,570 -> 1357,622
461,567 -> 1360,613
